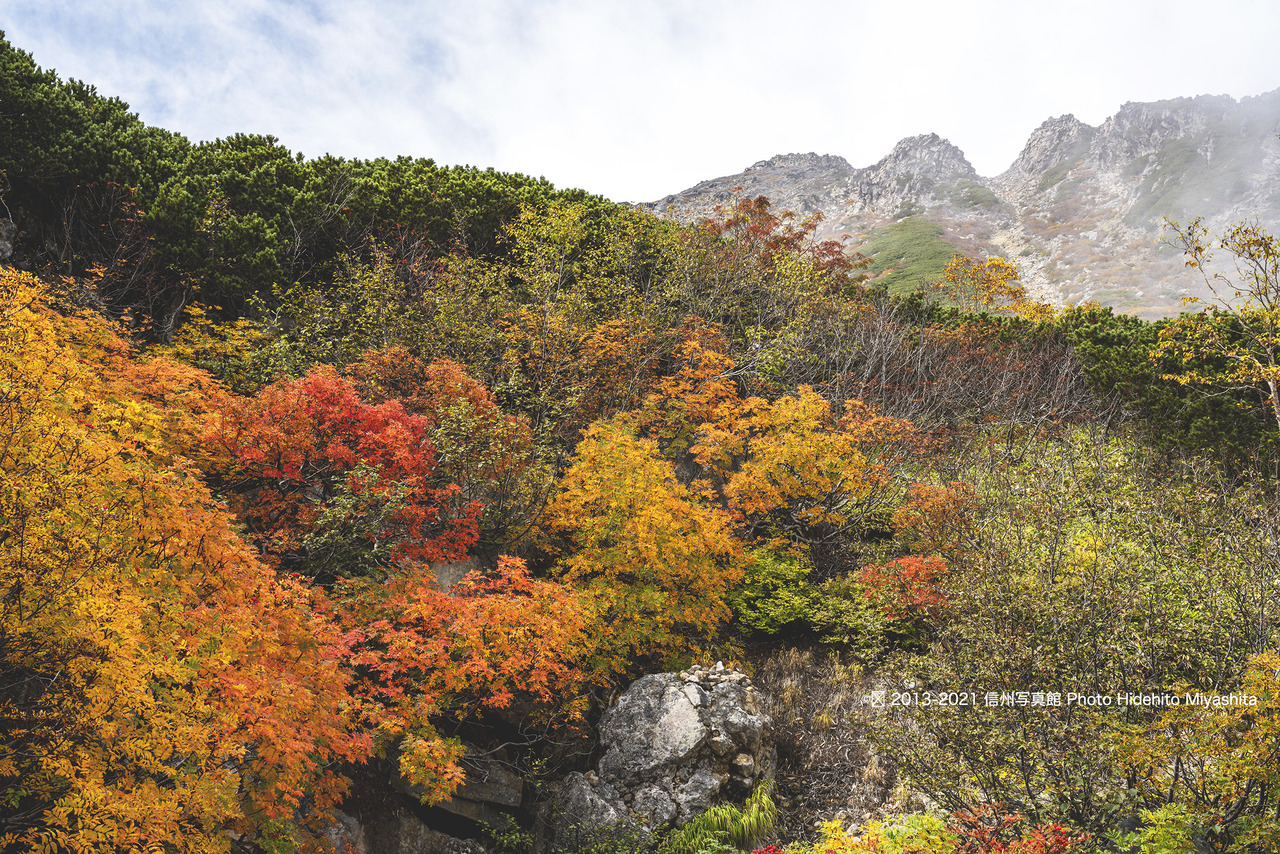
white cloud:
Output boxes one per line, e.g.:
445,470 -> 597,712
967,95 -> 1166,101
3,0 -> 1278,202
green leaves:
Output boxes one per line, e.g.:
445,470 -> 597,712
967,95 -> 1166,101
866,428 -> 1277,834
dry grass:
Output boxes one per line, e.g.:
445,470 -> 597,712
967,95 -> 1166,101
752,648 -> 898,840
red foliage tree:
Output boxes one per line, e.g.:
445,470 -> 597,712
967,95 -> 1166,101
350,349 -> 552,554
209,366 -> 480,579
859,555 -> 949,622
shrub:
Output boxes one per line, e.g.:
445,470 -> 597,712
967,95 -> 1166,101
814,814 -> 957,854
731,547 -> 820,637
663,783 -> 778,854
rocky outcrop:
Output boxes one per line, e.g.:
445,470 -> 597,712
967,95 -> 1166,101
643,151 -> 855,221
1088,94 -> 1236,172
850,134 -> 977,216
327,667 -> 771,854
541,663 -> 772,848
642,136 -> 978,222
0,219 -> 15,262
1000,115 -> 1095,184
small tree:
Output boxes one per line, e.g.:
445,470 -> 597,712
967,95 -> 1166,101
928,254 -> 1053,321
1157,217 -> 1280,433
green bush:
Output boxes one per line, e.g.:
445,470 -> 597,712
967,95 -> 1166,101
731,548 -> 819,637
1107,804 -> 1197,854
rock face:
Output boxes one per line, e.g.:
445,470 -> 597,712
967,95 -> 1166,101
1088,94 -> 1236,172
0,219 -> 15,262
1003,115 -> 1095,182
642,88 -> 1280,318
850,134 -> 978,216
396,745 -> 525,826
542,664 -> 772,848
326,809 -> 489,854
325,747 -> 524,854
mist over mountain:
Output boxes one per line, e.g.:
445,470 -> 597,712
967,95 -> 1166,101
642,90 -> 1280,318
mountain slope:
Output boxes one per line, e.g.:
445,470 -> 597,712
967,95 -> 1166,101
642,90 -> 1280,318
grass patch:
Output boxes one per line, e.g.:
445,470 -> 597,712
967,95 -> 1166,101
858,217 -> 957,297
949,178 -> 1000,209
1036,161 -> 1075,192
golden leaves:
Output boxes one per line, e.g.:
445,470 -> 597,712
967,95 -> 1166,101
1,269 -> 361,852
931,254 -> 1055,322
545,421 -> 747,675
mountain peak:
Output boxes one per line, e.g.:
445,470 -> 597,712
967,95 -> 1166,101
747,152 -> 852,173
642,89 -> 1280,316
876,133 -> 975,179
1003,115 -> 1095,182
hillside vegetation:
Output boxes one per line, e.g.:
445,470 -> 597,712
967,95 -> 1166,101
4,33 -> 1280,854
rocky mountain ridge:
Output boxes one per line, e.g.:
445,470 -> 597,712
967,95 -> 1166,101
642,90 -> 1280,317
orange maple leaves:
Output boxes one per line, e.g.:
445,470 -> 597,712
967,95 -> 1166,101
0,269 -> 365,852
0,273 -> 591,851
337,556 -> 590,801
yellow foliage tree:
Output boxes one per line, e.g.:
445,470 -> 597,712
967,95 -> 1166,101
544,421 -> 748,677
1156,218 -> 1280,433
1112,651 -> 1280,851
697,387 -> 915,545
931,254 -> 1053,321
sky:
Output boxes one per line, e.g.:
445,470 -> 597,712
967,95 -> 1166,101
3,0 -> 1279,203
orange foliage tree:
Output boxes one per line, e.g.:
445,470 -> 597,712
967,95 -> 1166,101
334,556 -> 591,803
710,389 -> 914,544
892,481 -> 982,561
631,323 -> 916,547
494,307 -> 666,443
858,556 -> 950,646
0,269 -> 366,852
633,320 -> 745,462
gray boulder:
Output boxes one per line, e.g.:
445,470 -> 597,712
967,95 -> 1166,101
542,663 -> 773,844
599,675 -> 708,781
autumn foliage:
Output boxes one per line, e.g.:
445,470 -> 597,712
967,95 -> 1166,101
0,271 -> 593,850
930,255 -> 1053,322
950,804 -> 1091,854
19,48 -> 1279,854
336,556 -> 590,804
12,93 -> 1268,852
0,269 -> 366,852
858,556 -> 949,621
209,366 -> 482,579
545,421 -> 748,676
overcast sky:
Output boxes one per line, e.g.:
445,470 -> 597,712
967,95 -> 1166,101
3,1 -> 1279,203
